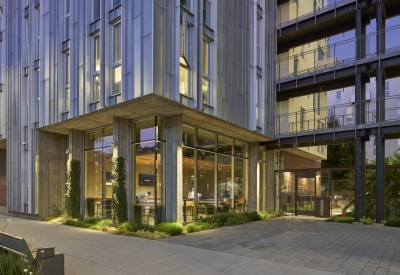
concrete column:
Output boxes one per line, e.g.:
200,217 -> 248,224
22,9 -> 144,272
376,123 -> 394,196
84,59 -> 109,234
68,129 -> 84,217
265,150 -> 276,211
165,116 -> 182,222
113,117 -> 131,219
248,142 -> 259,211
0,150 -> 7,209
37,131 -> 68,220
376,135 -> 385,223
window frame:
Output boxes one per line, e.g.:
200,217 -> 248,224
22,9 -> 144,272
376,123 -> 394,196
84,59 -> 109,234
179,15 -> 192,97
92,35 -> 100,102
65,53 -> 70,112
202,39 -> 211,105
65,0 -> 70,40
111,22 -> 122,96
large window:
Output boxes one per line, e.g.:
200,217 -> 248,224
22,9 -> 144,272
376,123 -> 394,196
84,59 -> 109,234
202,39 -> 210,104
93,0 -> 100,21
84,127 -> 113,218
203,0 -> 211,27
65,53 -> 70,112
93,35 -> 100,102
256,77 -> 261,127
65,0 -> 70,40
180,16 -> 191,97
180,0 -> 192,11
256,17 -> 261,67
181,125 -> 248,222
131,117 -> 165,225
112,23 -> 121,95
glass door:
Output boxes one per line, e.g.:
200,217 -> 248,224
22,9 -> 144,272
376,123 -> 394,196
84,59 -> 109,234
295,171 -> 316,216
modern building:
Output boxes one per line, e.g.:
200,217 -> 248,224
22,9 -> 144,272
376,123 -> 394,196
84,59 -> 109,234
0,0 -> 278,223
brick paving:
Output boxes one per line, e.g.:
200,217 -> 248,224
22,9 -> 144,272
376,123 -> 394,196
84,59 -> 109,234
160,216 -> 400,275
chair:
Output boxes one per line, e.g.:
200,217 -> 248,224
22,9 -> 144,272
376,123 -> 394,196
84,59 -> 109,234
94,201 -> 102,217
144,206 -> 155,225
185,200 -> 194,220
235,198 -> 245,212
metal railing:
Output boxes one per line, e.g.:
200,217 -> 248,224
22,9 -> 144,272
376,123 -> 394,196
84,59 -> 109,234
276,25 -> 400,81
276,95 -> 400,136
277,0 -> 350,28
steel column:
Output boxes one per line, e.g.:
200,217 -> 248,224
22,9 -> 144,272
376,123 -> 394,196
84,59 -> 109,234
354,137 -> 361,222
376,135 -> 385,223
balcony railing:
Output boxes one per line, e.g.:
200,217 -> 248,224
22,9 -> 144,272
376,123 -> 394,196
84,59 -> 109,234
276,25 -> 400,81
276,95 -> 400,136
277,0 -> 350,28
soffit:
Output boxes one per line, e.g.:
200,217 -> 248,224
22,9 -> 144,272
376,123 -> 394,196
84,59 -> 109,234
40,94 -> 271,143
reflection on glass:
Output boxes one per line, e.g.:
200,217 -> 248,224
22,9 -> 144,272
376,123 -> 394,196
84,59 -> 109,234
65,88 -> 70,112
132,118 -> 156,142
114,23 -> 121,62
202,78 -> 209,104
218,135 -> 233,155
218,155 -> 232,213
234,157 -> 245,212
279,172 -> 295,213
94,36 -> 100,71
113,66 -> 121,95
180,66 -> 189,96
198,150 -> 215,217
93,75 -> 100,102
85,129 -> 103,149
198,129 -> 215,151
182,125 -> 196,147
182,148 -> 195,220
103,127 -> 113,148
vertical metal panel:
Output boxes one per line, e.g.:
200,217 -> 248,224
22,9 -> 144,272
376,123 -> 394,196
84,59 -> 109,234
153,2 -> 163,96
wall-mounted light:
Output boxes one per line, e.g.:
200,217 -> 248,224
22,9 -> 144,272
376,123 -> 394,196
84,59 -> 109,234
178,141 -> 184,146
111,141 -> 117,147
66,148 -> 71,154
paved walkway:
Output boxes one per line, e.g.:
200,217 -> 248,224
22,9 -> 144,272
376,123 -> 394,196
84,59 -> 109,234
161,216 -> 400,275
2,215 -> 399,275
0,215 -> 341,275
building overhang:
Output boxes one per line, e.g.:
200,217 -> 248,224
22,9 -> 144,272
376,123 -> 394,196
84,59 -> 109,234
40,94 -> 272,143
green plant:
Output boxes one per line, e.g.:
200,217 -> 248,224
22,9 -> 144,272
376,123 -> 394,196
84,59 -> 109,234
326,215 -> 353,223
66,160 -> 81,219
112,157 -> 128,226
361,217 -> 374,225
384,215 -> 400,227
155,222 -> 184,236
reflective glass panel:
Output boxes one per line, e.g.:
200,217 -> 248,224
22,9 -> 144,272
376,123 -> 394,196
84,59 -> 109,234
218,135 -> 234,155
198,129 -> 215,151
217,155 -> 232,212
93,75 -> 100,102
182,148 -> 195,221
234,157 -> 246,212
179,66 -> 189,96
133,118 -> 156,142
197,150 -> 215,217
85,149 -> 103,217
182,125 -> 196,147
113,65 -> 121,95
85,129 -> 103,149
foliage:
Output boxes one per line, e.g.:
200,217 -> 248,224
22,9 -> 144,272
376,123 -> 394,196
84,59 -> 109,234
66,160 -> 81,219
298,203 -> 314,211
322,114 -> 355,181
0,218 -> 41,275
361,217 -> 374,225
64,218 -> 113,231
357,152 -> 400,219
384,215 -> 400,227
112,157 -> 128,225
326,215 -> 354,223
155,223 -> 184,236
184,210 -> 283,233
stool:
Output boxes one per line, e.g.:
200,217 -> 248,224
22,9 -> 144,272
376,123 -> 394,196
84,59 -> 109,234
94,201 -> 102,218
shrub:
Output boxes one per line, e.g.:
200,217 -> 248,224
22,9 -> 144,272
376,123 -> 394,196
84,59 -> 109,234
155,222 -> 184,236
326,215 -> 353,223
112,157 -> 128,225
384,216 -> 400,227
117,222 -> 134,233
361,217 -> 374,225
66,160 -> 81,219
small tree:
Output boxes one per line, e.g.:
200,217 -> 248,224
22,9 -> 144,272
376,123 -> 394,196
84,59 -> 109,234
66,160 -> 81,218
112,157 -> 128,225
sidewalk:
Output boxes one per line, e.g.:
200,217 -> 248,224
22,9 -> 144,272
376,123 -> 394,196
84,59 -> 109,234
0,215 -> 340,275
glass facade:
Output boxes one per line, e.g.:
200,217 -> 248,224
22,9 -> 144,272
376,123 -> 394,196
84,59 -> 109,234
131,117 -> 165,225
182,125 -> 248,221
84,127 -> 113,218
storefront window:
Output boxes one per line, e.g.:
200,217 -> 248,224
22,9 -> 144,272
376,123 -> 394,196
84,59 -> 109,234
181,124 -> 248,220
84,127 -> 113,218
131,117 -> 165,225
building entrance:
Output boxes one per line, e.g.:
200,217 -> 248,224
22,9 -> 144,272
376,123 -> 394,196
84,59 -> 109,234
277,170 -> 332,218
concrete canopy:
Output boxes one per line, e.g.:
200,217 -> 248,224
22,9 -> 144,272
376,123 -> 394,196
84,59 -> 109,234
40,94 -> 271,143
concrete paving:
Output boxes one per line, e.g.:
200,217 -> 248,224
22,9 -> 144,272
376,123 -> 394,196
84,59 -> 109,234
0,215 -> 341,275
161,216 -> 400,275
